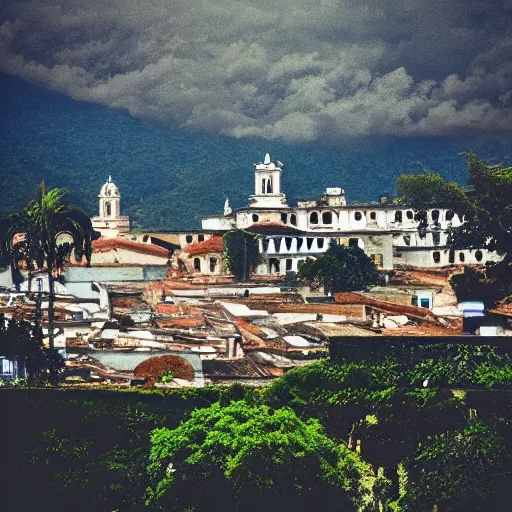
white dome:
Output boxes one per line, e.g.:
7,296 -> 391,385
99,176 -> 120,197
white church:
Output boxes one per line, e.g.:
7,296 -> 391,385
89,155 -> 500,276
199,154 -> 500,274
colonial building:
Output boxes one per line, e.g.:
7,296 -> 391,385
91,176 -> 130,238
198,154 -> 500,275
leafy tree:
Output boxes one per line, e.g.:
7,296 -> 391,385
145,400 -> 382,511
0,183 -> 97,348
297,240 -> 379,294
222,229 -> 260,281
397,153 -> 512,304
0,315 -> 64,386
396,420 -> 511,512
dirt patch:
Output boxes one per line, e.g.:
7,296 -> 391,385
134,355 -> 195,382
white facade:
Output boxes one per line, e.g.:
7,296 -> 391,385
201,154 -> 501,274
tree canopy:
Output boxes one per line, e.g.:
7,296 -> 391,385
397,153 -> 512,305
397,153 -> 512,256
222,229 -> 260,281
0,182 -> 97,347
145,400 -> 379,511
297,240 -> 379,294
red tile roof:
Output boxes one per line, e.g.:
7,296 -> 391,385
92,238 -> 170,257
245,220 -> 302,235
335,292 -> 435,320
184,236 -> 223,256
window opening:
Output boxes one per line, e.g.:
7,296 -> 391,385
370,212 -> 376,220
198,235 -> 204,242
431,209 -> 440,223
349,238 -> 359,248
433,232 -> 441,246
446,210 -> 454,221
193,258 -> 201,271
306,238 -> 314,250
186,235 -> 193,244
322,211 -> 332,224
475,250 -> 483,262
286,259 -> 293,271
285,238 -> 293,251
105,202 -> 111,216
310,212 -> 319,225
317,238 -> 324,249
432,251 -> 441,263
354,211 -> 362,221
449,250 -> 455,264
406,210 -> 414,220
459,252 -> 465,262
281,213 -> 287,223
395,211 -> 403,223
290,214 -> 297,226
210,257 -> 217,272
252,214 -> 259,222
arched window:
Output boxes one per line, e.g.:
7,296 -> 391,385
285,238 -> 293,251
105,202 -> 111,217
261,179 -> 266,194
406,210 -> 414,220
449,250 -> 455,264
431,209 -> 440,223
310,212 -> 319,225
210,257 -> 217,272
198,235 -> 204,242
432,232 -> 440,246
432,251 -> 441,263
446,210 -> 455,221
475,250 -> 483,262
193,258 -> 201,271
290,214 -> 297,226
252,214 -> 259,222
266,178 -> 273,194
459,252 -> 465,262
317,238 -> 324,249
354,211 -> 362,221
395,211 -> 402,223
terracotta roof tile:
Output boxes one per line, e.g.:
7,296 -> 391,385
92,238 -> 170,257
335,292 -> 435,320
184,236 -> 223,256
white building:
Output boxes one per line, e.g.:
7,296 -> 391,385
91,176 -> 130,238
200,154 -> 501,275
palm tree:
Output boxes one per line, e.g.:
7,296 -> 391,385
1,182 -> 97,349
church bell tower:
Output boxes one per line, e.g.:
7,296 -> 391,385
248,154 -> 288,208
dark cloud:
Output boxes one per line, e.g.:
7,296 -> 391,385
1,0 -> 511,141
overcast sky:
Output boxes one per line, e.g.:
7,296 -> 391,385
1,0 -> 512,141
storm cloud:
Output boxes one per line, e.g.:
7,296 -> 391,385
1,0 -> 512,141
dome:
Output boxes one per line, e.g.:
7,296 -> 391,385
99,176 -> 120,197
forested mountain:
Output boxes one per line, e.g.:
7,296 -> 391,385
2,73 -> 512,230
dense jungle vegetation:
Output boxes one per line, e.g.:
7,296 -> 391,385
2,74 -> 512,230
4,342 -> 512,512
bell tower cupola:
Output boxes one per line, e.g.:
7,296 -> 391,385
91,176 -> 130,238
248,154 -> 288,208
